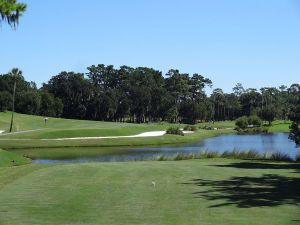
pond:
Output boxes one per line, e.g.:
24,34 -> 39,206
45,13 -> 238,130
28,133 -> 299,164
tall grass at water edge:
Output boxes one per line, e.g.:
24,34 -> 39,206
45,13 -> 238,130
155,149 -> 300,162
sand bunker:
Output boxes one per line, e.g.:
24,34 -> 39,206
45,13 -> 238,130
44,130 -> 193,141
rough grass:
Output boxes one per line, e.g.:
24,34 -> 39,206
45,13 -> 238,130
0,159 -> 299,225
156,150 -> 299,162
0,149 -> 31,167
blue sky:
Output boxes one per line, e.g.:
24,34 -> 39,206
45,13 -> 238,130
1,0 -> 300,93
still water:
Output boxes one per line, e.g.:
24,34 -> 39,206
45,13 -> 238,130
32,133 -> 299,164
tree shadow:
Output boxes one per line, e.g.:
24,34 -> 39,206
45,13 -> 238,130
183,174 -> 300,208
213,161 -> 300,173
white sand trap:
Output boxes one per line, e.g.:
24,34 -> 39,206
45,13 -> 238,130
182,131 -> 194,134
43,130 -> 194,141
133,131 -> 166,137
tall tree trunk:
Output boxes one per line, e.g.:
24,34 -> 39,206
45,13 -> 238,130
9,80 -> 17,132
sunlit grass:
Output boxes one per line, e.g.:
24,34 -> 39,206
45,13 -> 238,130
0,159 -> 298,225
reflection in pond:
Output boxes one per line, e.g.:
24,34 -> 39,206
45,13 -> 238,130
12,133 -> 299,164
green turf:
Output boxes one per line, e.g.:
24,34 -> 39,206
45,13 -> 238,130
0,159 -> 299,225
0,111 -> 170,137
0,149 -> 31,167
0,129 -> 234,150
199,120 -> 236,128
268,120 -> 291,132
11,147 -> 142,160
0,112 -> 290,152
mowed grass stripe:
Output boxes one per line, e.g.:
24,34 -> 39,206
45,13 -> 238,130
0,159 -> 299,225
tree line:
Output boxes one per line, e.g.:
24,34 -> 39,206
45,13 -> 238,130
1,64 -> 299,126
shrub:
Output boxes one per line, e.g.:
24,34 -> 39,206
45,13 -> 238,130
173,153 -> 186,160
236,115 -> 267,133
252,127 -> 269,133
154,150 -> 297,162
248,115 -> 262,126
270,152 -> 292,162
156,155 -> 168,161
200,125 -> 214,130
183,125 -> 198,131
235,116 -> 248,129
166,127 -> 184,136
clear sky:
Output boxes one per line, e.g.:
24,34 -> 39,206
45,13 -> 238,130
1,0 -> 300,93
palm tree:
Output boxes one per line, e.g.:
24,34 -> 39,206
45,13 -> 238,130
0,0 -> 27,28
9,68 -> 22,132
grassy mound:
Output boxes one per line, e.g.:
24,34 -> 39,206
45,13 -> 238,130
0,149 -> 31,167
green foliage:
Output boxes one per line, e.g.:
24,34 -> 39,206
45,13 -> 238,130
0,0 -> 26,28
166,127 -> 184,136
261,106 -> 276,125
235,115 -> 266,133
0,91 -> 11,111
247,115 -> 262,126
269,152 -> 292,162
155,150 -> 296,162
289,122 -> 300,145
166,106 -> 178,123
183,125 -> 198,131
39,91 -> 63,117
235,116 -> 248,129
288,104 -> 300,145
237,127 -> 269,134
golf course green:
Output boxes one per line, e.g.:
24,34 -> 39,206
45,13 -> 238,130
0,112 -> 298,225
0,159 -> 299,225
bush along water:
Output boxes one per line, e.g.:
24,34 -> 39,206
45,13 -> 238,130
183,125 -> 198,131
166,127 -> 184,136
155,150 -> 298,162
235,115 -> 268,134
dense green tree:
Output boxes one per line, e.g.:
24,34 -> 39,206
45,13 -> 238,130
289,104 -> 300,145
235,116 -> 248,129
261,105 -> 276,126
0,91 -> 11,111
288,88 -> 300,145
240,89 -> 261,116
232,83 -> 245,97
15,90 -> 40,115
211,88 -> 225,121
0,0 -> 26,28
39,91 -> 63,117
45,71 -> 91,119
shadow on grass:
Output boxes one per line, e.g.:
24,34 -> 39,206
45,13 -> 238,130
213,161 -> 300,172
183,162 -> 300,208
183,174 -> 300,208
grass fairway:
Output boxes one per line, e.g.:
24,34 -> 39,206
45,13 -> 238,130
0,159 -> 299,225
0,112 -> 291,152
0,149 -> 31,167
0,112 -> 236,150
